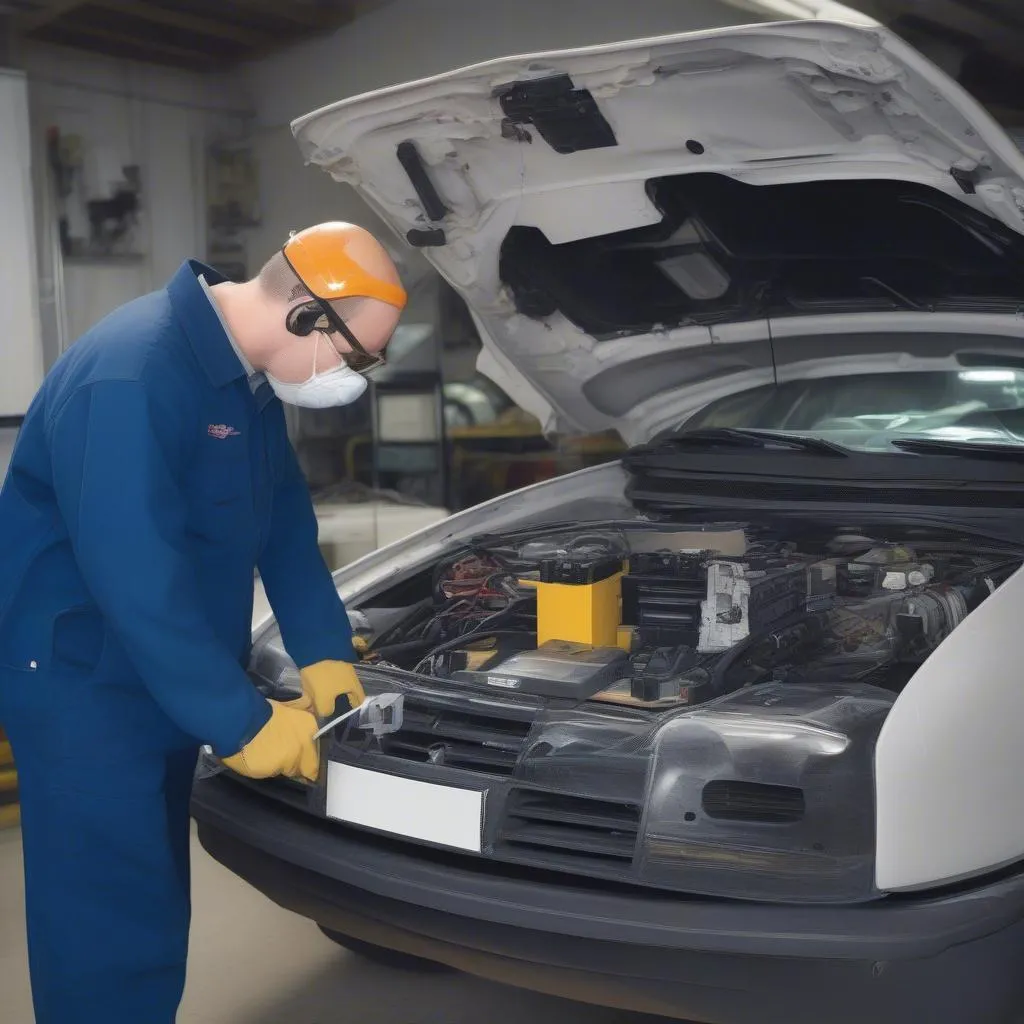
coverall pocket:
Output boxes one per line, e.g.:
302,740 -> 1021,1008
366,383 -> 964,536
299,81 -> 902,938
188,459 -> 251,544
0,648 -> 41,675
51,604 -> 106,674
0,608 -> 45,674
188,494 -> 249,545
0,664 -> 50,745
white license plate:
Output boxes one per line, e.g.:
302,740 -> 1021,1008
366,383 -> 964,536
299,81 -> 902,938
325,762 -> 485,853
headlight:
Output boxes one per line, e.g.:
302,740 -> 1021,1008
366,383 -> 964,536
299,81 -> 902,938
639,681 -> 894,904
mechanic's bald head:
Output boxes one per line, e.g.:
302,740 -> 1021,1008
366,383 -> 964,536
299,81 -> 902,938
210,222 -> 406,405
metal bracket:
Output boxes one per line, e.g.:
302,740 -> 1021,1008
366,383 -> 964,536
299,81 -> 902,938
495,74 -> 617,154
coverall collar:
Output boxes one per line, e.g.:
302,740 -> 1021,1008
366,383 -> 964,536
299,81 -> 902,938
168,260 -> 250,391
196,273 -> 266,396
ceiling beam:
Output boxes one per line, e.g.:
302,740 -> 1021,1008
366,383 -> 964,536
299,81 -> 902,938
38,22 -> 219,69
237,0 -> 349,30
89,0 -> 274,48
237,2 -> 359,62
15,0 -> 88,32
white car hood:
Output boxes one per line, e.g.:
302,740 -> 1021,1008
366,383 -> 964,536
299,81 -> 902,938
293,20 -> 1024,444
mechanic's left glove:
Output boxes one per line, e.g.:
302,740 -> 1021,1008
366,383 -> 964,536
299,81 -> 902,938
299,659 -> 366,718
221,700 -> 320,782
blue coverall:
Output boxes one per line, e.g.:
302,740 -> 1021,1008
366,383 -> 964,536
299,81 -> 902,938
0,260 -> 356,1023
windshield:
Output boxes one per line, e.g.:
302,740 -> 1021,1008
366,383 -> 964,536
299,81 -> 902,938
681,368 -> 1024,451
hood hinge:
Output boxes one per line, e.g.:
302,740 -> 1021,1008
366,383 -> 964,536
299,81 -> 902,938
950,165 -> 980,195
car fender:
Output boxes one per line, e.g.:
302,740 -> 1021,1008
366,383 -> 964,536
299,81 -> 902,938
875,563 -> 1024,891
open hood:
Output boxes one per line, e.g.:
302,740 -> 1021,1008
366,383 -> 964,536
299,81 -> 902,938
293,20 -> 1024,444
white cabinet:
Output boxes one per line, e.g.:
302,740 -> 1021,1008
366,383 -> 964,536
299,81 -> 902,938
315,501 -> 449,570
0,70 -> 43,418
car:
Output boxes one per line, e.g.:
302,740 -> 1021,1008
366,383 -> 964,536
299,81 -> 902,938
191,19 -> 1024,1024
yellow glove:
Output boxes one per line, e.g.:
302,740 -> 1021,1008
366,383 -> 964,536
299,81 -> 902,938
299,660 -> 366,719
222,700 -> 320,782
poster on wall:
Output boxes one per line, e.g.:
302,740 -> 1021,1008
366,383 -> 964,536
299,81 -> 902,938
206,144 -> 260,229
46,127 -> 144,261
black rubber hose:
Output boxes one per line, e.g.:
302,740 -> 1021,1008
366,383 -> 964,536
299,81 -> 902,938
370,639 -> 436,663
413,630 -> 526,665
707,609 -> 819,696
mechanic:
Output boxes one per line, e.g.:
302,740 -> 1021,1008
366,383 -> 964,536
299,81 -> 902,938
0,222 -> 407,1023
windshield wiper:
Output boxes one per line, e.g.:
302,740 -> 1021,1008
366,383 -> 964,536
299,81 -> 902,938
665,427 -> 850,458
889,437 -> 1024,460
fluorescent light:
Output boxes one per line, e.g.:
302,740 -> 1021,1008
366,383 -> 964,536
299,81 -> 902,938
720,0 -> 880,26
958,370 -> 1017,383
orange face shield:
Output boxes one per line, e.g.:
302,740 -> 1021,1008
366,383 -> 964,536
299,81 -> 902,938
282,222 -> 408,375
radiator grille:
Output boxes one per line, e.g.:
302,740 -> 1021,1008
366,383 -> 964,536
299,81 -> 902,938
702,780 -> 806,824
344,697 -> 535,777
499,788 -> 641,867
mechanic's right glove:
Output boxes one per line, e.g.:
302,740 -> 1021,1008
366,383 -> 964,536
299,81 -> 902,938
299,659 -> 366,719
221,699 -> 320,782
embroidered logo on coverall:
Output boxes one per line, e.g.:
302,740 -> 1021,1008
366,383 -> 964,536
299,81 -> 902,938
207,424 -> 241,439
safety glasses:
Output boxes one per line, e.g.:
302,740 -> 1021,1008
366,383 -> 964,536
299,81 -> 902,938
310,298 -> 389,377
280,240 -> 400,378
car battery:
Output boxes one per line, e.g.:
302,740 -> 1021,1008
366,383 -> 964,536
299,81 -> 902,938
519,555 -> 623,648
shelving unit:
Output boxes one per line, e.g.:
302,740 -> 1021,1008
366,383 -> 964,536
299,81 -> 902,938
370,371 -> 448,509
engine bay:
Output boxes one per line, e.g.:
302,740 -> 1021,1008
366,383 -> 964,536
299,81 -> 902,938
352,521 -> 1022,709
237,515 -> 1024,904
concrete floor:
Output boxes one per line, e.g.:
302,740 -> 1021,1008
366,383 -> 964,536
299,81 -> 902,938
0,823 -> 666,1023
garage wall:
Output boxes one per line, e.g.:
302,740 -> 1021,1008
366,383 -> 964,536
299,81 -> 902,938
242,0 -> 765,264
0,69 -> 44,420
0,426 -> 17,480
23,46 -> 252,366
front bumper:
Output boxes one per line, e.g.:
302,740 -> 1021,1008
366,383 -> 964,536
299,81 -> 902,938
237,674 -> 895,904
193,773 -> 1024,1024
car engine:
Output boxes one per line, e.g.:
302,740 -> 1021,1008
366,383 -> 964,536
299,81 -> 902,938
237,518 -> 1024,905
352,522 -> 1019,708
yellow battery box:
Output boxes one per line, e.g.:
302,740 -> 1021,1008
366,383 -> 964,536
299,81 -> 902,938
520,556 -> 624,648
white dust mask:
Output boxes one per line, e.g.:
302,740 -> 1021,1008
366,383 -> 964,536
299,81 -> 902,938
265,334 -> 369,409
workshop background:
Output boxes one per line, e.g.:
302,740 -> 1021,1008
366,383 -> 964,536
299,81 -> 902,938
3,1 -> 1024,1021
